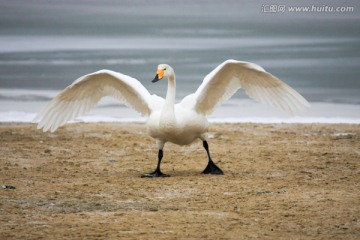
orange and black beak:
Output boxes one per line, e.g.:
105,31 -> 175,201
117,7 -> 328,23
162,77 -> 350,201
152,69 -> 164,83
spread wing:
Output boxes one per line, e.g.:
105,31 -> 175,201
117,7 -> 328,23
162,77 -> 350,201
34,70 -> 163,132
191,59 -> 310,115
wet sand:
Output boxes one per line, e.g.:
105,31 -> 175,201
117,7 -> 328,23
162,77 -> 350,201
1,123 -> 359,239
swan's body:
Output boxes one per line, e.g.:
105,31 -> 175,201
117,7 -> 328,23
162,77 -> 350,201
147,70 -> 209,147
35,60 -> 310,177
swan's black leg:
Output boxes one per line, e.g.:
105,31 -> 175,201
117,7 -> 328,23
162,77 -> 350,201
141,149 -> 170,178
202,141 -> 224,175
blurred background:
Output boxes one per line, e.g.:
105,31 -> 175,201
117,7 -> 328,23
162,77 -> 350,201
0,0 -> 359,122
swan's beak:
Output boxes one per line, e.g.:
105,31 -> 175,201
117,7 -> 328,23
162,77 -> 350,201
152,69 -> 164,83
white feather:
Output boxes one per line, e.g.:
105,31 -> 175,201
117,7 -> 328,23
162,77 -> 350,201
193,60 -> 310,115
35,70 -> 163,132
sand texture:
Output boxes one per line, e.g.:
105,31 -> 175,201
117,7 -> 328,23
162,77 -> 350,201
1,123 -> 359,239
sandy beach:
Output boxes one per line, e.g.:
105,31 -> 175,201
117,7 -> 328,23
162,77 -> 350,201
1,122 -> 359,239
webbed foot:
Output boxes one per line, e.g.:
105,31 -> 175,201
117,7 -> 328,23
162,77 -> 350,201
202,160 -> 224,175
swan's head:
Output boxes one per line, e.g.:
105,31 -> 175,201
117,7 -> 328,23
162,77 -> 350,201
152,64 -> 174,83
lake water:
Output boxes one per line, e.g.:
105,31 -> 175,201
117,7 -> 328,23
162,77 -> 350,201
1,0 -> 359,123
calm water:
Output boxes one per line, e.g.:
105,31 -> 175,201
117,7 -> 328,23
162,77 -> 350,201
0,0 -> 359,121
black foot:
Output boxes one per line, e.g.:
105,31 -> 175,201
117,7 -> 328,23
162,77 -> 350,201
202,160 -> 224,175
141,170 -> 170,178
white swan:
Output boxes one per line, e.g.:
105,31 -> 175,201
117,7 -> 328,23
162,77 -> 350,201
34,59 -> 310,177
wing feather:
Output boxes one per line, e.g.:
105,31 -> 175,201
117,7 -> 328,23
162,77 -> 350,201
192,60 -> 310,115
35,70 -> 162,132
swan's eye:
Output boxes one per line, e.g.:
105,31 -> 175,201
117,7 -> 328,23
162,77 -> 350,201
163,68 -> 167,71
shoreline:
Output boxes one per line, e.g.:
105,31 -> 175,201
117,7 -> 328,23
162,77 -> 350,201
1,90 -> 360,124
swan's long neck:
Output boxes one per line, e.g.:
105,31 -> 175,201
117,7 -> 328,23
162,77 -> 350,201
160,74 -> 176,122
165,75 -> 176,108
